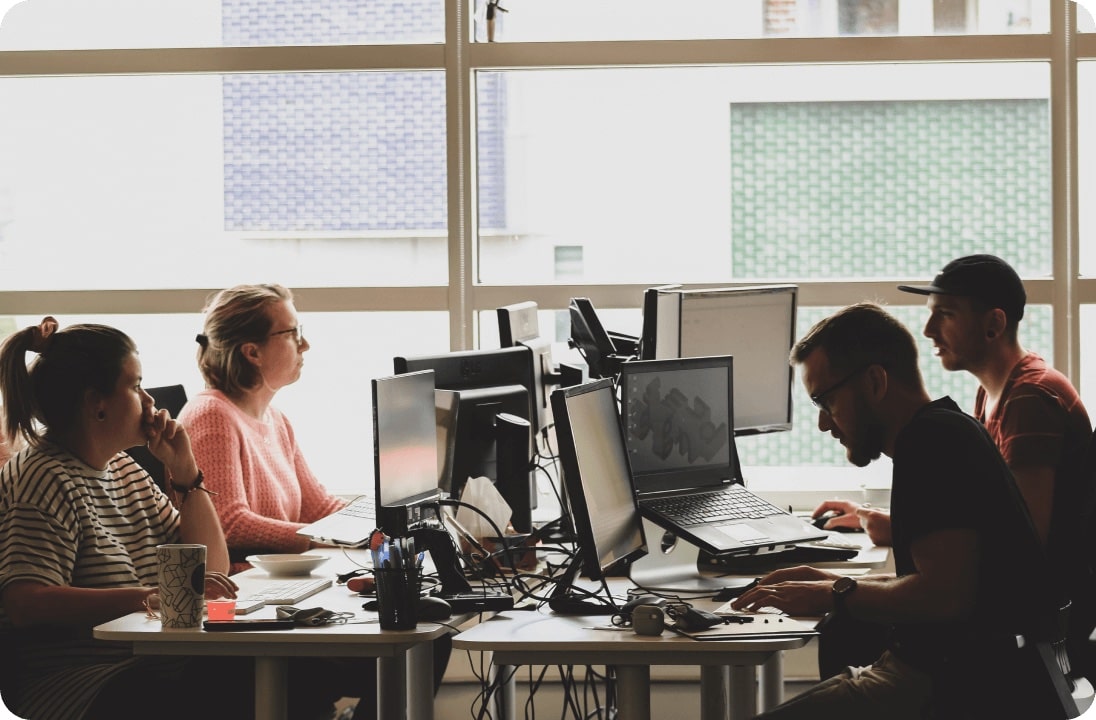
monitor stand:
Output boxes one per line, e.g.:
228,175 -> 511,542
628,518 -> 753,593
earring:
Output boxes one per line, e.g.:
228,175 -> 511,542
96,410 -> 106,421
987,331 -> 996,339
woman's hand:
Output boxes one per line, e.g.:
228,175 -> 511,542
143,408 -> 199,485
144,573 -> 238,614
203,572 -> 239,600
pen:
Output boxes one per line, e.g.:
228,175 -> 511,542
581,626 -> 631,631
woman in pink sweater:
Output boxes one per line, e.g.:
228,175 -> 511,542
179,284 -> 345,573
180,284 -> 450,720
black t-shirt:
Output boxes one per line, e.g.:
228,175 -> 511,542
888,397 -> 1059,665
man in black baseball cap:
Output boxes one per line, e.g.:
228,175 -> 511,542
897,253 -> 1026,327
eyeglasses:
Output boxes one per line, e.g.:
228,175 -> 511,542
810,364 -> 873,415
268,325 -> 305,347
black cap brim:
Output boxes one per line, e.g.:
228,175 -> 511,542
897,283 -> 959,296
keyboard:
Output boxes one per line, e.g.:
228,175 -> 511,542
239,578 -> 333,606
337,495 -> 375,519
644,485 -> 786,527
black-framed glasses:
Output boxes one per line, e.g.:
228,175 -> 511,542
268,325 -> 305,347
810,364 -> 872,415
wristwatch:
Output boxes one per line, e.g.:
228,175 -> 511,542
832,576 -> 858,615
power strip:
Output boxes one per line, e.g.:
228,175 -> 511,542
439,593 -> 515,613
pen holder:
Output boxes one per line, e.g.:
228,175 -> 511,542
373,567 -> 421,630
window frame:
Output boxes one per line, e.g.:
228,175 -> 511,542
0,1 -> 1092,383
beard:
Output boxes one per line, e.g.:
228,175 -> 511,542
843,400 -> 885,468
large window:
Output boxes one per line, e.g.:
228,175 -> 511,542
1,0 -> 1093,498
0,0 -> 445,49
475,64 -> 1051,284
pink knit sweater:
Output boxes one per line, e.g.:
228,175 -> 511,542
179,389 -> 344,568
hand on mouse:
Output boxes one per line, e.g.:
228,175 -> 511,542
811,500 -> 863,532
854,506 -> 893,547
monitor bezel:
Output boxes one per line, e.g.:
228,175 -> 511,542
657,283 -> 797,436
618,354 -> 744,494
393,346 -> 537,502
372,369 -> 444,536
550,378 -> 648,581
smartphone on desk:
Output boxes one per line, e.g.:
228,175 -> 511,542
203,618 -> 295,632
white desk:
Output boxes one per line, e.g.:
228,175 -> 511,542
94,553 -> 449,720
454,609 -> 811,720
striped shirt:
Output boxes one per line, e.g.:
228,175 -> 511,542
0,442 -> 180,720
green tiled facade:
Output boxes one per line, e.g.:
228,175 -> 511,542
729,99 -> 1051,279
730,99 -> 1054,466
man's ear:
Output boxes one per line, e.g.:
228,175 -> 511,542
866,364 -> 888,402
985,309 -> 1007,341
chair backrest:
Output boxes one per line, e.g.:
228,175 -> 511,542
126,385 -> 188,491
1066,426 -> 1096,680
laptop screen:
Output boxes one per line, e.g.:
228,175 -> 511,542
618,355 -> 742,494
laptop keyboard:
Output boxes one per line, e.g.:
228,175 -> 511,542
645,485 -> 786,526
338,495 -> 375,519
240,578 -> 333,606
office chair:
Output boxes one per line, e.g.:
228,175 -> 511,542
1012,601 -> 1087,719
126,384 -> 188,491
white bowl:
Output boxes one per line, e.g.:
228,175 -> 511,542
246,553 -> 328,577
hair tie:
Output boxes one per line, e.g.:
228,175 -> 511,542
29,316 -> 58,353
195,334 -> 209,348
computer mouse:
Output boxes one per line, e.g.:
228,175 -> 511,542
811,508 -> 859,530
619,594 -> 665,614
416,596 -> 453,621
811,510 -> 859,532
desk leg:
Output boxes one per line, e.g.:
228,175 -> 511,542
700,665 -> 729,720
491,664 -> 516,720
759,651 -> 784,711
407,642 -> 434,720
728,666 -> 757,720
254,656 -> 288,720
379,650 -> 408,719
615,665 -> 651,720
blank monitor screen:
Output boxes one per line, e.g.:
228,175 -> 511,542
551,378 -> 647,579
373,370 -> 442,532
656,284 -> 796,435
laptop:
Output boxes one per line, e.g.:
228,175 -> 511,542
295,494 -> 376,547
618,355 -> 825,556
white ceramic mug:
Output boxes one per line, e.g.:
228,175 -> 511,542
156,544 -> 206,629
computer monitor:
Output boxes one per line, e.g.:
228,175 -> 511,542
549,378 -> 648,613
649,284 -> 797,436
373,369 -> 444,536
568,297 -> 636,380
393,346 -> 537,531
638,284 -> 681,360
497,301 -> 553,434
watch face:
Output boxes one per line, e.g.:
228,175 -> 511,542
834,576 -> 857,595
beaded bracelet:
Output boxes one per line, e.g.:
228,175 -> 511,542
169,470 -> 218,503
